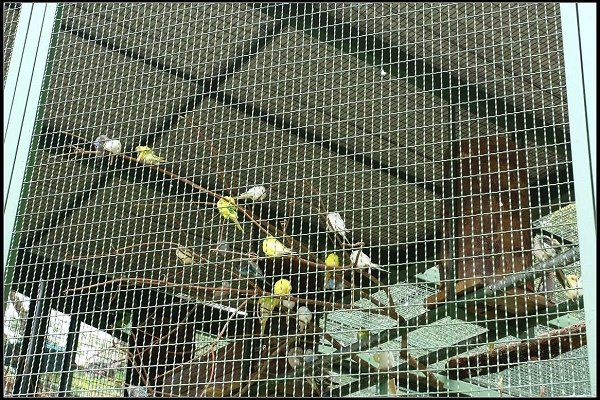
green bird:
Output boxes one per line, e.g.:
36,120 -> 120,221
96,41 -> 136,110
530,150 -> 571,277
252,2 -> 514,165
135,145 -> 165,165
217,196 -> 244,232
258,296 -> 280,335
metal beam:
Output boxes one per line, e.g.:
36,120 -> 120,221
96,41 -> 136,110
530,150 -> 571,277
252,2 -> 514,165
560,3 -> 597,396
3,3 -> 60,309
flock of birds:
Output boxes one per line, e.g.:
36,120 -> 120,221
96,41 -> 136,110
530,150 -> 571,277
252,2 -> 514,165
87,133 -> 584,394
89,133 -> 399,375
90,133 -> 585,303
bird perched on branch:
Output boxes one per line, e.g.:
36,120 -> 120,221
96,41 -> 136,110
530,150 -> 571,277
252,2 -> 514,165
532,234 -> 564,302
287,347 -> 304,369
237,185 -> 267,201
324,253 -> 345,290
258,296 -> 280,335
274,278 -> 295,311
217,196 -> 244,232
532,234 -> 562,262
565,274 -> 583,300
325,253 -> 340,269
296,306 -> 313,332
175,246 -> 198,265
326,212 -> 349,242
350,250 -> 387,274
93,134 -> 122,155
135,145 -> 165,165
373,350 -> 396,370
262,235 -> 295,257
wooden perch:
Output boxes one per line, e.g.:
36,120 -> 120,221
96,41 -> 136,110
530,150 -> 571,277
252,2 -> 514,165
425,275 -> 554,316
484,246 -> 580,296
446,322 -> 587,379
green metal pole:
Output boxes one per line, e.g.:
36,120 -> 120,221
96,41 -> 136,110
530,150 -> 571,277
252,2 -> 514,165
560,3 -> 596,396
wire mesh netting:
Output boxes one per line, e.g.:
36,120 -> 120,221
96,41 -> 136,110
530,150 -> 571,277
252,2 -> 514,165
3,3 -> 592,397
3,3 -> 21,86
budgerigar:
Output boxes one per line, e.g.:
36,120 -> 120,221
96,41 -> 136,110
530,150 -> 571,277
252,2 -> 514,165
287,347 -> 304,369
296,306 -> 313,332
135,145 -> 165,165
324,253 -> 341,290
258,296 -> 280,335
324,271 -> 345,290
373,350 -> 396,370
326,212 -> 349,242
350,250 -> 388,274
262,235 -> 295,257
127,385 -> 149,398
532,234 -> 562,262
93,135 -> 122,155
175,246 -> 197,265
565,274 -> 583,300
217,196 -> 244,232
304,348 -> 316,364
274,278 -> 295,310
274,278 -> 292,295
533,234 -> 563,301
236,185 -> 267,201
325,253 -> 340,269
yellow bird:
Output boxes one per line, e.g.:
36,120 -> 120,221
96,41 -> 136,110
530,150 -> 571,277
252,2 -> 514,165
324,253 -> 342,290
325,253 -> 340,269
274,278 -> 295,310
262,235 -> 295,257
274,278 -> 292,295
135,145 -> 165,165
217,196 -> 244,232
258,296 -> 280,335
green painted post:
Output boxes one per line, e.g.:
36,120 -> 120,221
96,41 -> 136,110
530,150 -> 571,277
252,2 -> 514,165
560,3 -> 596,396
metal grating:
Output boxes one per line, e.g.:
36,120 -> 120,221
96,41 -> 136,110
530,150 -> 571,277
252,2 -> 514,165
3,3 -> 593,397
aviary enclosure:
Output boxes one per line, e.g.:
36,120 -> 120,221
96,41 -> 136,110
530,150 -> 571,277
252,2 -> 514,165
3,3 -> 596,397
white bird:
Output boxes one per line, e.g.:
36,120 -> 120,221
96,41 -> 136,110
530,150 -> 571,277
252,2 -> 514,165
373,350 -> 396,370
93,135 -> 123,155
532,234 -> 562,262
262,235 -> 296,257
175,246 -> 197,265
127,385 -> 149,397
304,348 -> 316,364
296,306 -> 313,331
565,274 -> 583,300
287,347 -> 304,369
236,185 -> 267,201
350,250 -> 388,274
326,212 -> 349,242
